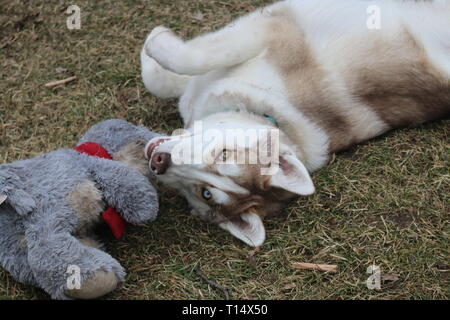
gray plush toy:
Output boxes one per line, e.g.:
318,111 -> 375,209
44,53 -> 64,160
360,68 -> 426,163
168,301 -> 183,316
0,119 -> 159,299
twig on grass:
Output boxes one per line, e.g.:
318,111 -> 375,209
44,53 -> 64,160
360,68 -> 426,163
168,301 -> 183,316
194,265 -> 230,299
292,262 -> 337,273
44,76 -> 77,88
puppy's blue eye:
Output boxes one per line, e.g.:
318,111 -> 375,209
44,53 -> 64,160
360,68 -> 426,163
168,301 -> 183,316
202,188 -> 212,200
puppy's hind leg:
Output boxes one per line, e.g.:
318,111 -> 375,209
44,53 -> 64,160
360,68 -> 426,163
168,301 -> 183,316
141,48 -> 191,99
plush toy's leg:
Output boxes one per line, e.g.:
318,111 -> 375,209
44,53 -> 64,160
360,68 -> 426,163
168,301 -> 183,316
0,203 -> 37,286
141,48 -> 191,99
64,237 -> 119,300
25,202 -> 125,299
64,269 -> 120,299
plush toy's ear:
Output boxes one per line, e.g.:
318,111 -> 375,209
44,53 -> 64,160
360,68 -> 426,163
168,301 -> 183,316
219,213 -> 265,247
0,194 -> 7,205
270,154 -> 315,195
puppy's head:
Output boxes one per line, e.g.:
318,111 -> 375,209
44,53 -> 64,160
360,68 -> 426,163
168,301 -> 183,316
145,117 -> 314,246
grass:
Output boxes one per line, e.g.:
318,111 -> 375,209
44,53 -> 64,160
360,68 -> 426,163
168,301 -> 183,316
0,0 -> 449,300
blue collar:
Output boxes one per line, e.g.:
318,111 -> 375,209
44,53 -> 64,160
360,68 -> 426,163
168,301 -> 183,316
263,114 -> 278,126
219,108 -> 278,126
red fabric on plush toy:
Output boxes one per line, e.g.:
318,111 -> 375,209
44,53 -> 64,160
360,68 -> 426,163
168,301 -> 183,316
75,142 -> 112,160
74,142 -> 127,239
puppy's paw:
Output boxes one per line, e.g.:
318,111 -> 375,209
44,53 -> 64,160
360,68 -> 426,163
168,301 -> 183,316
144,26 -> 184,72
145,26 -> 172,46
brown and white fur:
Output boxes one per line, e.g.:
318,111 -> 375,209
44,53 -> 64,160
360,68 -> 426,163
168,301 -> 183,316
141,0 -> 450,246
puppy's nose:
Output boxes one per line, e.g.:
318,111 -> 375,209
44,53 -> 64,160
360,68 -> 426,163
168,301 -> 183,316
150,152 -> 171,174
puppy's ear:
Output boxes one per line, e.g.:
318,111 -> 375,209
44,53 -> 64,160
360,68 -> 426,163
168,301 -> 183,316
270,154 -> 315,195
219,213 -> 265,247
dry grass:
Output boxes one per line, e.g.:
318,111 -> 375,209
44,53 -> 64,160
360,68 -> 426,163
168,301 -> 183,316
0,0 -> 449,300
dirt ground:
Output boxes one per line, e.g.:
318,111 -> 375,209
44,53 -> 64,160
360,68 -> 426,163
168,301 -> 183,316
0,0 -> 448,299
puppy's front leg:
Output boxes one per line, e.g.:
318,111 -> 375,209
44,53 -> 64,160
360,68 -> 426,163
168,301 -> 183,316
145,12 -> 271,75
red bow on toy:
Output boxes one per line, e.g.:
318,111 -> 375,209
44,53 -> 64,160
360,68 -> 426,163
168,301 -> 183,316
74,142 -> 127,239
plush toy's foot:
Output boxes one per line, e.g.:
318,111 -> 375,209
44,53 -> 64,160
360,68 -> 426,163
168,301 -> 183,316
65,269 -> 119,299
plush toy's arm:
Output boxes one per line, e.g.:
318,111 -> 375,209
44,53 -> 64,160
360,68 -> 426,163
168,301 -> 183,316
0,166 -> 36,215
84,157 -> 158,225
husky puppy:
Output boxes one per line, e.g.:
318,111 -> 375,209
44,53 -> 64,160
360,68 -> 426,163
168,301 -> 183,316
141,0 -> 450,246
